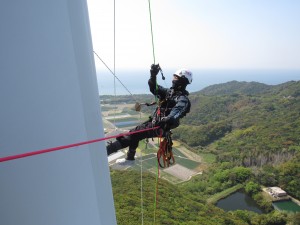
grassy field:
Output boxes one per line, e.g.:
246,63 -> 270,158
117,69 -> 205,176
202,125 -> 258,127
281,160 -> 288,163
172,147 -> 188,158
174,157 -> 200,170
198,152 -> 216,163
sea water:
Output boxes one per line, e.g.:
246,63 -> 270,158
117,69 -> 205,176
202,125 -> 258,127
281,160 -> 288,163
96,69 -> 300,95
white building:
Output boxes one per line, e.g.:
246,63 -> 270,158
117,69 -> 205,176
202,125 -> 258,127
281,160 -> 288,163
269,187 -> 287,197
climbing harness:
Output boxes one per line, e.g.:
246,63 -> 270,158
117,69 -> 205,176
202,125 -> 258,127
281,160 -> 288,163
157,131 -> 175,168
139,96 -> 176,169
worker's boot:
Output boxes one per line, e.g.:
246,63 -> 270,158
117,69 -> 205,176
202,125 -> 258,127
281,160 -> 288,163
106,140 -> 123,155
126,148 -> 136,161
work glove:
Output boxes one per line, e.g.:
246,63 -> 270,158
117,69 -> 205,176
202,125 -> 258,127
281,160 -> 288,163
150,64 -> 160,77
157,116 -> 171,130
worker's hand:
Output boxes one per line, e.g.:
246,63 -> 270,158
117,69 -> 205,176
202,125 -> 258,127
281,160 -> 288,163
157,117 -> 171,130
150,64 -> 160,77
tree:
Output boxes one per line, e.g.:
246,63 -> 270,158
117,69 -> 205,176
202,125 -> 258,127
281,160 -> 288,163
245,181 -> 261,196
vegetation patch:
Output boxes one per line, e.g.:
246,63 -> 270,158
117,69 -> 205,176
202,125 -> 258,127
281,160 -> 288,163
198,152 -> 217,163
105,81 -> 300,224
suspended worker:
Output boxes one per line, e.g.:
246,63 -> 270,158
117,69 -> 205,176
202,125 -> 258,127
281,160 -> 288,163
106,64 -> 193,160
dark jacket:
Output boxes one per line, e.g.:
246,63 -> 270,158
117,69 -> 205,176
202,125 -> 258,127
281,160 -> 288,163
148,76 -> 191,129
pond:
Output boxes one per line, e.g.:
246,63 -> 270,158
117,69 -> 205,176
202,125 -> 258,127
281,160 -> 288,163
273,200 -> 300,213
113,120 -> 140,128
216,189 -> 264,214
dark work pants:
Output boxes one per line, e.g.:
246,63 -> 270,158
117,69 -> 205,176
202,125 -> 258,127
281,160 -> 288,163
117,121 -> 166,154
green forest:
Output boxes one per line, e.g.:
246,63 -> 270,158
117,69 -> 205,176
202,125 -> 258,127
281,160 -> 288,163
104,80 -> 300,225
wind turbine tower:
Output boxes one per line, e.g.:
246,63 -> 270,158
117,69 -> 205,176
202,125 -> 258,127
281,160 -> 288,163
0,1 -> 117,224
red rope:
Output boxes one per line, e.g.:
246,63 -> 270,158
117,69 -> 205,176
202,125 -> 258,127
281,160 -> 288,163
0,126 -> 160,163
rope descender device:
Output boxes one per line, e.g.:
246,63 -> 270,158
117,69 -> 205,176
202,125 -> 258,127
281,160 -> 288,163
157,64 -> 165,80
157,131 -> 175,168
135,101 -> 157,112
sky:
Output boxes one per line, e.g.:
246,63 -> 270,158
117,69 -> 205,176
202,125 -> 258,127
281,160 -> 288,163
86,0 -> 300,94
87,0 -> 300,71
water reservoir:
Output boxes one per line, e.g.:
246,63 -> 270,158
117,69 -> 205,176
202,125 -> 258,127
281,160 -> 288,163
216,190 -> 264,214
272,200 -> 300,213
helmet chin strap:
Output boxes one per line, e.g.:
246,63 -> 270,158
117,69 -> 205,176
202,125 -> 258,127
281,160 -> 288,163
172,79 -> 186,91
172,80 -> 181,89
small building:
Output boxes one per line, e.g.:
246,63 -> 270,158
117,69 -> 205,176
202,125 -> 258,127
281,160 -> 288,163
269,187 -> 287,197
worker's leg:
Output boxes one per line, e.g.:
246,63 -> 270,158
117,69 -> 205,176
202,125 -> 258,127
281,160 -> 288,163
124,122 -> 165,160
107,121 -> 164,159
106,140 -> 124,155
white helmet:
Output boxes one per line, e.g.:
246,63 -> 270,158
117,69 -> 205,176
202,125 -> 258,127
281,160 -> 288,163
174,69 -> 193,84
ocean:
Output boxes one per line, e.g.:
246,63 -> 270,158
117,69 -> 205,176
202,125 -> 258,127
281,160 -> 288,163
96,69 -> 300,95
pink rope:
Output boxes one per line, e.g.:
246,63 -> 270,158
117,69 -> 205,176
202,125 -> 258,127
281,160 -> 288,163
0,126 -> 160,163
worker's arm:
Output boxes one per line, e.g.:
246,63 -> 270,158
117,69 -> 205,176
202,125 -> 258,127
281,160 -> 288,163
159,95 -> 191,129
148,64 -> 168,99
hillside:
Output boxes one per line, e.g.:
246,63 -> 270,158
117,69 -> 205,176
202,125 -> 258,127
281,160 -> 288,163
110,165 -> 297,224
195,80 -> 300,97
196,81 -> 272,96
174,80 -> 300,198
110,170 -> 291,225
105,80 -> 300,224
110,170 -> 232,225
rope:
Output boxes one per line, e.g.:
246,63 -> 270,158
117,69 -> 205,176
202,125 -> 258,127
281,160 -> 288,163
153,159 -> 159,224
93,51 -> 137,101
147,3 -> 162,221
147,0 -> 159,103
0,126 -> 160,163
140,146 -> 144,225
153,130 -> 163,224
113,0 -> 117,127
148,0 -> 156,64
